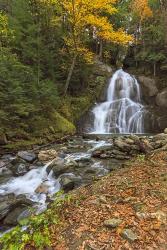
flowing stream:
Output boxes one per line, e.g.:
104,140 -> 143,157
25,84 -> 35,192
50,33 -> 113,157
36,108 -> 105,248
92,69 -> 145,134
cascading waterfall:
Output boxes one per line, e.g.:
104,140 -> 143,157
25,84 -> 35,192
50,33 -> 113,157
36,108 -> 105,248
92,69 -> 145,134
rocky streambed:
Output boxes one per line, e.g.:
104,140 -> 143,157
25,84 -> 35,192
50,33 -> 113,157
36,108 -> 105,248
0,131 -> 167,234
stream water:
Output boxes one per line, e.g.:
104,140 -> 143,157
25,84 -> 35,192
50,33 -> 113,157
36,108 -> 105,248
0,137 -> 118,234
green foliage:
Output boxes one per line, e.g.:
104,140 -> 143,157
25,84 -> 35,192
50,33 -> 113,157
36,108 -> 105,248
0,192 -> 72,250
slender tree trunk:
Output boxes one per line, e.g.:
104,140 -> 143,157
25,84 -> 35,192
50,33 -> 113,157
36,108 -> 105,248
64,54 -> 77,96
153,62 -> 156,77
99,40 -> 103,61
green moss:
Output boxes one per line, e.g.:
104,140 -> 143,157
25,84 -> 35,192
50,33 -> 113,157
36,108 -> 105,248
59,75 -> 107,123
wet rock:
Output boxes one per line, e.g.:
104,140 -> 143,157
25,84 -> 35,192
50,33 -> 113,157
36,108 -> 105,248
156,88 -> 167,108
12,163 -> 28,176
60,176 -> 75,191
138,76 -> 158,97
0,201 -> 11,220
18,151 -> 37,163
1,194 -> 34,225
47,158 -> 69,177
164,128 -> 167,134
38,149 -> 58,162
0,167 -> 13,179
0,161 -> 6,168
0,194 -> 16,220
84,168 -> 99,174
3,206 -> 29,226
121,229 -> 138,242
99,154 -> 109,159
92,151 -> 102,158
35,183 -> 49,194
104,218 -> 122,228
59,175 -> 81,191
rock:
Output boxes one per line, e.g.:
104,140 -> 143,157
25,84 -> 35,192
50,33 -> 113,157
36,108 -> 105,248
47,158 -> 69,177
3,206 -> 29,226
125,138 -> 135,145
121,229 -> 138,242
18,151 -> 37,163
35,183 -> 49,194
114,155 -> 130,160
0,194 -> 34,225
104,218 -> 122,228
138,139 -> 154,154
99,195 -> 107,204
0,160 -> 6,168
138,76 -> 158,97
156,88 -> 167,108
114,139 -> 130,152
111,149 -> 126,156
38,149 -> 58,162
164,128 -> 167,134
92,150 -> 102,158
59,175 -> 81,192
0,166 -> 13,178
153,133 -> 167,142
65,159 -> 78,167
11,163 -> 28,176
0,201 -> 11,220
60,176 -> 75,191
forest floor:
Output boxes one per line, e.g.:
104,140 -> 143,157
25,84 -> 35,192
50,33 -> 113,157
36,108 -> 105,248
46,151 -> 167,250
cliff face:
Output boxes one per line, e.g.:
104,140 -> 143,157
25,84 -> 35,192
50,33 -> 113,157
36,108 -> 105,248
136,75 -> 167,132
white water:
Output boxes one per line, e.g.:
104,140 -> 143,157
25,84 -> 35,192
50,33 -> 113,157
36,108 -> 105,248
92,69 -> 145,134
0,161 -> 60,206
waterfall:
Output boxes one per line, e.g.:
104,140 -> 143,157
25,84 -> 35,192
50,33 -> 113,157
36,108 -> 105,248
92,69 -> 145,134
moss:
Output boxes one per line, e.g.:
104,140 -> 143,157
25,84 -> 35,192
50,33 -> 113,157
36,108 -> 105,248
1,111 -> 76,152
59,75 -> 107,123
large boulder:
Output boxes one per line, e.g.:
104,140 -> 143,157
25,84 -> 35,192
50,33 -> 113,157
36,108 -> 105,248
138,76 -> 158,97
0,194 -> 33,223
17,151 -> 37,163
156,88 -> 167,108
46,158 -> 69,177
38,149 -> 58,162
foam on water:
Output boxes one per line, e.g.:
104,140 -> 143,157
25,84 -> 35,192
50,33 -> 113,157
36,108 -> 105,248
0,161 -> 60,204
92,69 -> 145,134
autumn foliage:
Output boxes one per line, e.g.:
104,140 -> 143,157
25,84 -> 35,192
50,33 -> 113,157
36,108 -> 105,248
132,0 -> 153,21
61,0 -> 132,63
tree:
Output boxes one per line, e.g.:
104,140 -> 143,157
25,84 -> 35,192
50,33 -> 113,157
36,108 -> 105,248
61,0 -> 132,95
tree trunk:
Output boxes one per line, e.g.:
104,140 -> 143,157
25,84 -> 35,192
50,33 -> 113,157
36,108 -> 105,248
64,54 -> 77,96
153,62 -> 156,77
99,40 -> 103,61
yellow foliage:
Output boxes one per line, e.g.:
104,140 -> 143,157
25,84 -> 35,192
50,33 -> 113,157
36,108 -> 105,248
60,0 -> 133,63
132,0 -> 153,21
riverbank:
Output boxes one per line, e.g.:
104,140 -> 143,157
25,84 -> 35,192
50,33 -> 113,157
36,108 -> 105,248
1,149 -> 167,249
0,132 -> 167,249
